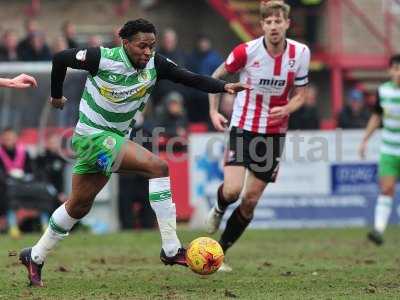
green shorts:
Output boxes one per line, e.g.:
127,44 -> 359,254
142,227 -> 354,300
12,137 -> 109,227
378,153 -> 400,178
71,131 -> 125,177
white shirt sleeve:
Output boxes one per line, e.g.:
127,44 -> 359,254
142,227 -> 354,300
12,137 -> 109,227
294,46 -> 310,86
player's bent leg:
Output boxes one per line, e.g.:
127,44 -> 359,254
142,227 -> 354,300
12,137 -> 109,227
116,141 -> 186,266
21,173 -> 109,287
206,166 -> 246,234
65,173 -> 110,218
219,171 -> 267,254
240,173 -> 267,219
115,140 -> 168,178
368,176 -> 396,245
220,166 -> 246,209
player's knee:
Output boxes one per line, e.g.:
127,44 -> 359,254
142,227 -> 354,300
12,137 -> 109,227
243,189 -> 262,203
223,187 -> 241,203
380,179 -> 396,196
67,198 -> 94,219
152,159 -> 169,178
381,185 -> 395,196
240,201 -> 256,219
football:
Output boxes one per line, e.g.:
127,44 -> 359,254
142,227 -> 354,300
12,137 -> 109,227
186,237 -> 224,275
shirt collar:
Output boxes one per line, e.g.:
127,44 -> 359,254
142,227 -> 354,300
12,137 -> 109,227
119,46 -> 133,69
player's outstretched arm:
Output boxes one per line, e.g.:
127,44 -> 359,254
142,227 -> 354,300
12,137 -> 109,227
359,91 -> 383,159
0,74 -> 37,89
359,113 -> 382,159
155,55 -> 249,131
50,47 -> 100,109
155,54 -> 249,93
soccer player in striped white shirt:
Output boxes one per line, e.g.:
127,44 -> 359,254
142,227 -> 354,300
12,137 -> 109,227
206,1 -> 310,271
359,54 -> 400,245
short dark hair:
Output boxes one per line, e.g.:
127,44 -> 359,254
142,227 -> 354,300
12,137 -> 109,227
389,54 -> 400,67
119,18 -> 156,41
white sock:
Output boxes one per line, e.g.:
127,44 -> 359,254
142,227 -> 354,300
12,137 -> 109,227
149,176 -> 181,257
31,204 -> 79,264
374,195 -> 393,234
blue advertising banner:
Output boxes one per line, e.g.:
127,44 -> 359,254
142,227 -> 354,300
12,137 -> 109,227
224,195 -> 372,229
331,163 -> 379,195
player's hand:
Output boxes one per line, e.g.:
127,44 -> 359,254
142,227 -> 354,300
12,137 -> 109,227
9,73 -> 38,89
358,140 -> 368,160
49,96 -> 68,110
269,106 -> 290,119
268,105 -> 290,126
210,111 -> 228,132
224,82 -> 251,94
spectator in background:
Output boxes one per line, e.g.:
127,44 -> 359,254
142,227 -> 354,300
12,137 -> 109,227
87,35 -> 103,48
118,172 -> 155,230
338,89 -> 370,129
187,34 -> 223,76
36,133 -> 67,206
289,84 -> 320,130
365,91 -> 378,112
286,0 -> 323,50
139,0 -> 158,9
157,91 -> 188,140
186,35 -> 223,122
51,37 -> 68,54
17,19 -> 39,58
0,30 -> 19,61
151,28 -> 187,107
0,128 -> 57,238
158,28 -> 186,66
0,128 -> 34,238
61,20 -> 78,49
18,31 -> 52,61
106,27 -> 122,48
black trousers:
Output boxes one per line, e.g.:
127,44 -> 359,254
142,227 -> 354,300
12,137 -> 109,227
118,174 -> 155,229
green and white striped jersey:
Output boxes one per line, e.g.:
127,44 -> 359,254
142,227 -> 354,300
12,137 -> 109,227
76,47 -> 156,136
51,46 -> 227,137
377,81 -> 400,156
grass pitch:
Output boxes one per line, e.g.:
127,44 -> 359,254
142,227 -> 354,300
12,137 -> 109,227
1,228 -> 400,299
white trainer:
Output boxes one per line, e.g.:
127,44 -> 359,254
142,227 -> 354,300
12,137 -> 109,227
206,206 -> 224,234
218,262 -> 233,272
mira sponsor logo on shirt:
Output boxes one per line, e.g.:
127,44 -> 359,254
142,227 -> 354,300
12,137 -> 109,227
259,78 -> 286,87
258,78 -> 287,95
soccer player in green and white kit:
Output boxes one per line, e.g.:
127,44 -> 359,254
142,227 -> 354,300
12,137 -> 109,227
19,19 -> 248,287
359,54 -> 400,245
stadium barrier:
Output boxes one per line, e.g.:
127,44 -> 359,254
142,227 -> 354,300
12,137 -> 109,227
188,129 -> 400,229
